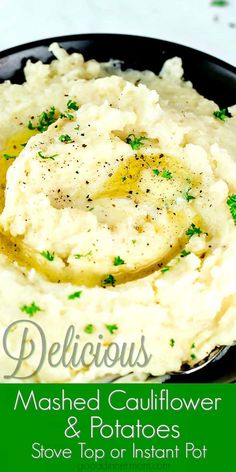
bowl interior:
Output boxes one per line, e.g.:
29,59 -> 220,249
0,33 -> 235,383
0,34 -> 236,107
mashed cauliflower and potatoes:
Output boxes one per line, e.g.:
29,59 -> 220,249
0,43 -> 236,382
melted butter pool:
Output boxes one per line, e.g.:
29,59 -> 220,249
0,136 -> 204,286
94,152 -> 201,205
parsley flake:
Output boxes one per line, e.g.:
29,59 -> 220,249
161,265 -> 171,273
153,168 -> 173,179
28,121 -> 35,130
20,302 -> 42,317
67,100 -> 79,111
59,134 -> 73,143
170,338 -> 175,348
38,151 -> 58,160
126,134 -> 148,150
59,112 -> 74,120
40,250 -> 54,261
185,223 -> 203,238
105,324 -> 118,334
103,274 -> 116,286
84,324 -> 94,334
211,0 -> 229,6
114,256 -> 125,266
183,189 -> 196,202
227,194 -> 236,224
180,249 -> 191,258
162,170 -> 173,180
28,106 -> 57,132
74,250 -> 92,259
213,107 -> 232,121
68,291 -> 82,300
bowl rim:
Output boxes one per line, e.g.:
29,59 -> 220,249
0,32 -> 236,75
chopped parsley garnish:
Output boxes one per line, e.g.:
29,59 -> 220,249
132,239 -> 137,244
211,0 -> 228,6
20,302 -> 42,317
2,154 -> 16,160
21,143 -> 27,147
105,324 -> 118,334
162,170 -> 173,180
126,134 -> 148,150
67,100 -> 79,111
59,112 -> 74,120
190,342 -> 196,360
180,249 -> 191,258
68,291 -> 82,300
213,107 -> 232,121
121,176 -> 127,182
183,189 -> 196,202
38,151 -> 58,160
185,223 -> 203,238
113,256 -> 125,266
28,106 -> 57,132
74,250 -> 92,259
28,121 -> 35,130
40,250 -> 55,261
84,324 -> 94,334
170,338 -> 175,348
74,125 -> 80,131
103,274 -> 116,286
161,265 -> 171,273
59,134 -> 73,143
153,168 -> 172,179
227,194 -> 236,224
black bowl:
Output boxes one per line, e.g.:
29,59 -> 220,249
0,33 -> 235,383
